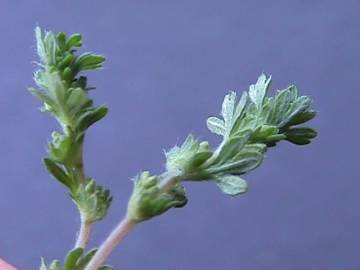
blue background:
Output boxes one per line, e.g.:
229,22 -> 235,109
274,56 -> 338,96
0,1 -> 359,269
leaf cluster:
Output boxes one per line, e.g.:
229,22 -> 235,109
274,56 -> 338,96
30,27 -> 318,269
127,74 -> 317,222
40,248 -> 112,270
165,74 -> 317,196
72,179 -> 112,223
31,27 -> 111,223
31,27 -> 106,131
127,172 -> 187,223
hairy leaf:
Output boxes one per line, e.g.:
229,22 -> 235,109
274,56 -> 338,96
214,175 -> 248,196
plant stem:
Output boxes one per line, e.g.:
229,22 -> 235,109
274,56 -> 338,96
74,143 -> 86,184
75,218 -> 93,249
159,171 -> 182,192
85,216 -> 136,270
85,172 -> 180,269
73,142 -> 93,249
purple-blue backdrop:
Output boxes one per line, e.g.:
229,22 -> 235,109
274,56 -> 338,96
0,1 -> 358,269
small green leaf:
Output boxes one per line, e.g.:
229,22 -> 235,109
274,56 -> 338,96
35,27 -> 46,64
287,110 -> 316,126
206,116 -> 225,136
49,261 -> 61,270
286,127 -> 317,138
66,88 -> 89,109
230,92 -> 248,135
233,92 -> 248,121
208,143 -> 265,175
57,53 -> 75,70
35,27 -> 57,66
66,33 -> 82,49
215,135 -> 248,163
127,172 -> 187,223
72,180 -> 112,223
62,66 -> 73,81
280,96 -> 312,127
221,91 -> 236,129
249,74 -> 271,109
56,32 -> 67,51
39,249 -> 110,270
39,258 -> 61,270
64,248 -> 83,270
214,175 -> 248,196
267,86 -> 312,128
76,106 -> 108,132
264,134 -> 286,145
165,134 -> 200,172
76,249 -> 97,270
48,132 -> 76,164
285,127 -> 317,145
43,158 -> 74,191
250,125 -> 279,142
286,136 -> 311,145
29,88 -> 56,109
76,53 -> 105,71
190,151 -> 213,168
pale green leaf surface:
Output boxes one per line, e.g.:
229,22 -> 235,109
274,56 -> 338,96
214,175 -> 248,196
206,116 -> 225,136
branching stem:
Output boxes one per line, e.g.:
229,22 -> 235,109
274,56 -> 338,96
85,172 -> 180,270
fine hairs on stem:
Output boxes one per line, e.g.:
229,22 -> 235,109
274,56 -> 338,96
85,174 -> 180,270
75,219 -> 93,249
85,217 -> 136,270
72,145 -> 93,249
30,27 -> 317,270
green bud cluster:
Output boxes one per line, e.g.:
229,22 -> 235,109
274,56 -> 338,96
30,27 -> 111,223
127,172 -> 187,223
165,135 -> 212,177
72,179 -> 112,223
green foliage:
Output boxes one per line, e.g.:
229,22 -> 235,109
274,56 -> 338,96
164,74 -> 317,197
32,26 -> 107,138
165,135 -> 212,176
130,76 -> 315,214
31,27 -> 108,143
43,158 -> 76,192
214,175 -> 248,196
30,27 -> 318,269
127,171 -> 187,223
30,27 -> 111,223
40,248 -> 112,270
284,127 -> 317,145
72,179 -> 113,223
